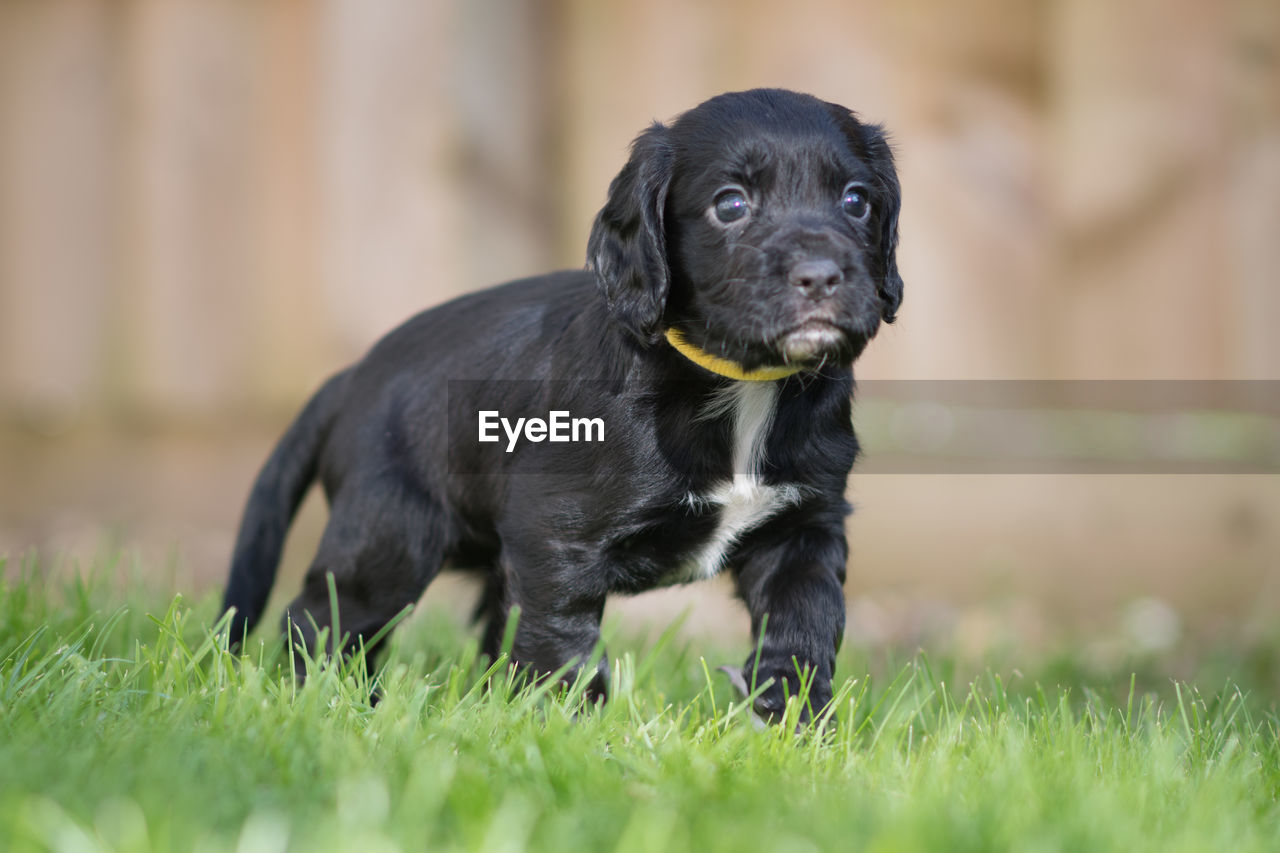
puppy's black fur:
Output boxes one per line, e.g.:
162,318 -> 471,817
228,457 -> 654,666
222,88 -> 902,721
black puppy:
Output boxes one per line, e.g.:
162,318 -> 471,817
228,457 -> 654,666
222,88 -> 902,721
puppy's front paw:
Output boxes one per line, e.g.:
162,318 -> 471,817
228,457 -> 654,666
727,653 -> 834,722
726,659 -> 835,727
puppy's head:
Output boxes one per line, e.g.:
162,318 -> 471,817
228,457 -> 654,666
588,88 -> 902,370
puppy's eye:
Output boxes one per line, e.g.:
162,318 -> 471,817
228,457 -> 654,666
712,189 -> 750,224
841,184 -> 870,220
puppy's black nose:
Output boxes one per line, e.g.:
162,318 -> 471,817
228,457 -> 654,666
788,259 -> 842,299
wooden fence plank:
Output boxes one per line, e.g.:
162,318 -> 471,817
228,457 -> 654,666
0,0 -> 117,423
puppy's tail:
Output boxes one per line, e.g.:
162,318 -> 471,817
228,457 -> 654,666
221,371 -> 348,647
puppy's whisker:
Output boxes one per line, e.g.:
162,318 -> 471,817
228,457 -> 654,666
726,235 -> 765,254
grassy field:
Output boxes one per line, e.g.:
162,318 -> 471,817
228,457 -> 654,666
1,558 -> 1278,852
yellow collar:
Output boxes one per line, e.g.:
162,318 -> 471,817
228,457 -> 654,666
664,328 -> 803,382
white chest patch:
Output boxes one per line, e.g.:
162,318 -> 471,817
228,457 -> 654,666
668,382 -> 802,584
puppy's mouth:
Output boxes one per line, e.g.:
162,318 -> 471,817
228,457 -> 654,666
778,318 -> 849,363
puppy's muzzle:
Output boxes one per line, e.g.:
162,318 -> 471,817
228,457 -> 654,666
779,257 -> 854,361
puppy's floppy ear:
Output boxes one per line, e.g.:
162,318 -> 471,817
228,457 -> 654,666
587,123 -> 675,344
857,121 -> 904,323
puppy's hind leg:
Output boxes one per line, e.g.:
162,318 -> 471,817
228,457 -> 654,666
282,485 -> 449,683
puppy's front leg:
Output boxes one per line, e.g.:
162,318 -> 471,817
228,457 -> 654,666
733,524 -> 848,724
508,603 -> 610,702
498,545 -> 610,703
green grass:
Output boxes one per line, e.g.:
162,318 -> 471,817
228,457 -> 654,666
2,558 -> 1278,852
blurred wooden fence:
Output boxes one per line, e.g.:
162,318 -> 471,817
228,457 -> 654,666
2,0 -> 1278,427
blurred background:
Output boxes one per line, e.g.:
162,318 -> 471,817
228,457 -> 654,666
1,0 -> 1277,660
